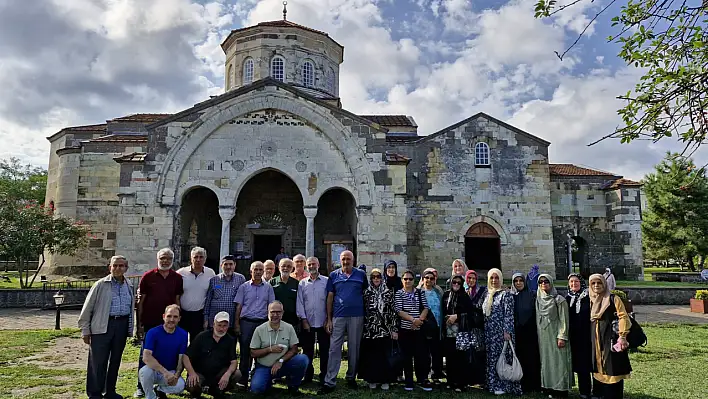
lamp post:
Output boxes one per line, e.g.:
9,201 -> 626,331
53,290 -> 65,330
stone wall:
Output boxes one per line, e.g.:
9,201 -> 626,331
391,115 -> 555,278
0,289 -> 89,309
550,175 -> 643,279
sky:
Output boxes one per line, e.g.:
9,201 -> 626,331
0,0 -> 693,181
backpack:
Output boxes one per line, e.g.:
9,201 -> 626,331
610,295 -> 647,350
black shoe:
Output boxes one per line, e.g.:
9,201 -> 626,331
302,378 -> 313,385
154,387 -> 168,399
419,380 -> 433,391
346,380 -> 358,389
318,385 -> 335,395
288,387 -> 303,396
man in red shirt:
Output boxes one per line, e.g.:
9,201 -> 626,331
134,248 -> 183,398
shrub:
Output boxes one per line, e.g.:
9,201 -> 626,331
695,290 -> 708,300
612,290 -> 628,301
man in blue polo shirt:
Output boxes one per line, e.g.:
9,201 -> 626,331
138,304 -> 188,399
320,250 -> 368,393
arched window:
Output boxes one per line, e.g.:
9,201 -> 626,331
302,60 -> 314,87
475,142 -> 490,166
226,64 -> 233,89
271,56 -> 284,82
243,58 -> 254,85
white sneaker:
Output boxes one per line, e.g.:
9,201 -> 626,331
495,390 -> 506,395
369,383 -> 377,389
133,388 -> 144,398
381,384 -> 389,391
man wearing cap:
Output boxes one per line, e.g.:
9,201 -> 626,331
184,311 -> 241,399
203,255 -> 246,330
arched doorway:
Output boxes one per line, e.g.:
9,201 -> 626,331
315,188 -> 357,273
570,236 -> 589,277
231,170 -> 305,274
464,222 -> 501,271
179,187 -> 221,271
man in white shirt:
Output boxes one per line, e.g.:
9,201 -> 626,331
177,246 -> 216,341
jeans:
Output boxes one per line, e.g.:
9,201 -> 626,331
250,354 -> 309,394
238,319 -> 266,384
138,366 -> 185,399
136,323 -> 161,391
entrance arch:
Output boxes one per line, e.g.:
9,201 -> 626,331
464,222 -> 502,271
570,236 -> 589,277
314,188 -> 357,273
230,170 -> 305,273
179,187 -> 221,271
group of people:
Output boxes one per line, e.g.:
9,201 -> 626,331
78,246 -> 632,399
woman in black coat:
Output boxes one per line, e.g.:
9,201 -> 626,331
566,273 -> 593,398
441,275 -> 473,391
510,272 -> 541,394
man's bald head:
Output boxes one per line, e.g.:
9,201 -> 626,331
340,250 -> 354,270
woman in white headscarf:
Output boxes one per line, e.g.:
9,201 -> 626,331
535,274 -> 572,398
482,268 -> 521,396
603,268 -> 617,291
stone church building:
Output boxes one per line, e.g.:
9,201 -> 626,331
44,18 -> 644,279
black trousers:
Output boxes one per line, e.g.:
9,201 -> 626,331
593,378 -> 624,399
428,326 -> 444,377
444,337 -> 468,387
576,372 -> 592,396
179,309 -> 205,342
300,326 -> 330,382
399,329 -> 430,385
87,317 -> 129,398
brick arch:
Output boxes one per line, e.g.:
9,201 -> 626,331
155,90 -> 375,208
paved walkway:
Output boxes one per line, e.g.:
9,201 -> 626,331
0,305 -> 705,330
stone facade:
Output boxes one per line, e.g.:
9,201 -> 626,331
43,19 -> 644,279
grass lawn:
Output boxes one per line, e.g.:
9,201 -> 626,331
0,324 -> 705,398
0,271 -> 44,289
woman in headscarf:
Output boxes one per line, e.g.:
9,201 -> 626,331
510,272 -> 541,394
536,274 -> 572,398
359,268 -> 398,390
482,268 -> 521,396
419,268 -> 445,383
466,269 -> 487,307
566,273 -> 592,398
603,268 -> 617,291
441,275 -> 473,392
445,259 -> 468,290
383,260 -> 402,292
589,274 -> 631,399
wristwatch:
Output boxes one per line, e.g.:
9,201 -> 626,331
278,358 -> 284,363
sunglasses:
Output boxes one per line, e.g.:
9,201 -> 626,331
371,275 -> 382,279
402,277 -> 414,281
451,281 -> 462,285
424,276 -> 435,280
539,280 -> 550,285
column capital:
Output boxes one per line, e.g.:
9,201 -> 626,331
219,205 -> 236,220
303,206 -> 318,219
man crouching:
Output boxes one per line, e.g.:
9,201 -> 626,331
138,304 -> 187,399
249,301 -> 309,395
183,311 -> 241,398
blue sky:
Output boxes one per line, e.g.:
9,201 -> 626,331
0,0 -> 689,180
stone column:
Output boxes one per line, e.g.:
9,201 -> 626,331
304,207 -> 318,258
219,206 -> 236,259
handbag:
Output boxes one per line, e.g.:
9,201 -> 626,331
496,340 -> 523,382
386,340 -> 404,371
610,295 -> 648,350
417,289 -> 438,339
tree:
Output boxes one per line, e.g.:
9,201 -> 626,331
534,1 -> 708,157
0,199 -> 89,288
0,157 -> 47,204
642,153 -> 708,271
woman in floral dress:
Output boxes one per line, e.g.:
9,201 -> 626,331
482,268 -> 522,395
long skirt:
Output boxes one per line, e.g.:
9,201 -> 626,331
516,321 -> 542,393
358,337 -> 395,384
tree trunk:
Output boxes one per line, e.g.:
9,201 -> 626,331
18,258 -> 27,289
28,255 -> 46,288
699,255 -> 706,269
687,256 -> 697,272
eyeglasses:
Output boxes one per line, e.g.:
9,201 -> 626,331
451,281 -> 462,285
371,275 -> 382,279
539,280 -> 550,285
402,278 -> 414,281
